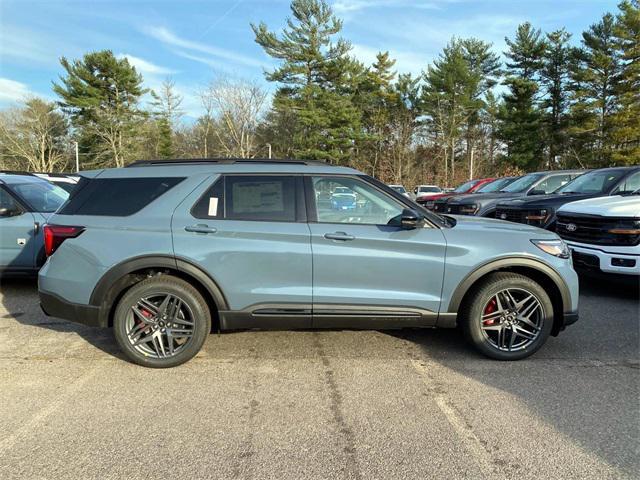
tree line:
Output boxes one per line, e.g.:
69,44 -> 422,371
0,0 -> 637,186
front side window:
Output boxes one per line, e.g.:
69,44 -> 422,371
558,170 -> 627,195
312,176 -> 405,225
11,181 -> 69,213
535,174 -> 574,194
192,175 -> 297,222
612,172 -> 640,195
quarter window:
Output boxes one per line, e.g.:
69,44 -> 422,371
311,176 -> 405,225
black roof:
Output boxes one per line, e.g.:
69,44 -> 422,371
126,158 -> 328,168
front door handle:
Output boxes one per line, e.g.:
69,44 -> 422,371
324,232 -> 355,241
185,224 -> 217,234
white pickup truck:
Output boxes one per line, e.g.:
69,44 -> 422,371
556,191 -> 640,276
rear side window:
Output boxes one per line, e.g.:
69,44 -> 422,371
192,175 -> 297,222
59,177 -> 184,216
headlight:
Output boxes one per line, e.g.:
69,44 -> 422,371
531,239 -> 570,259
460,204 -> 479,214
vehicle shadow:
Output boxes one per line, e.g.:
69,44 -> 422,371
386,275 -> 640,476
0,277 -> 124,360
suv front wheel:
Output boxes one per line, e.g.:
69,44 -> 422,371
460,272 -> 554,360
113,275 -> 211,368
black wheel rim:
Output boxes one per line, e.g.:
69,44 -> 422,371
125,292 -> 195,359
480,287 -> 544,352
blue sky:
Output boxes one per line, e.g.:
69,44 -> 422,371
0,0 -> 620,117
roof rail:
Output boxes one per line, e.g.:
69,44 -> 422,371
0,170 -> 35,176
125,158 -> 327,168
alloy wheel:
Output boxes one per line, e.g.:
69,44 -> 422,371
125,293 -> 195,359
480,288 -> 544,352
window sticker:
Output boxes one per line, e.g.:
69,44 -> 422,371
208,197 -> 219,216
232,181 -> 284,213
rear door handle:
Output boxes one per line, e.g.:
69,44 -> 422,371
185,224 -> 217,234
324,232 -> 355,241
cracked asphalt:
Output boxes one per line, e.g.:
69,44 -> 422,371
0,276 -> 638,479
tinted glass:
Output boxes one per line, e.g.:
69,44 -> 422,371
453,180 -> 478,193
59,177 -> 183,216
0,187 -> 20,210
225,175 -> 296,222
500,174 -> 543,193
558,170 -> 627,194
11,181 -> 68,212
312,176 -> 404,225
419,186 -> 441,193
191,177 -> 225,219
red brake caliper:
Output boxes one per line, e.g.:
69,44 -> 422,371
483,298 -> 497,325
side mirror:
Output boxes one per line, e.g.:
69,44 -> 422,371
401,208 -> 423,230
0,206 -> 22,217
529,189 -> 546,195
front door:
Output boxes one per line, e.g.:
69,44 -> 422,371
172,174 -> 312,329
0,187 -> 37,270
306,176 -> 447,328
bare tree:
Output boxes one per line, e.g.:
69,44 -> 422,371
0,98 -> 70,172
199,77 -> 268,158
151,78 -> 184,127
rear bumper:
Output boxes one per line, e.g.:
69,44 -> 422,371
39,290 -> 103,327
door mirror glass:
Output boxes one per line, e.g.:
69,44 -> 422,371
0,206 -> 22,217
400,208 -> 423,229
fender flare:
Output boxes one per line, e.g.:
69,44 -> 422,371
447,256 -> 572,313
89,255 -> 229,326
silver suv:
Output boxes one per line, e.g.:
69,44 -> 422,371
38,159 -> 579,367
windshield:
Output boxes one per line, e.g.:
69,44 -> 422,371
419,186 -> 441,193
558,170 -> 627,194
477,177 -> 516,193
500,174 -> 543,193
390,186 -> 406,194
453,180 -> 478,193
11,181 -> 69,212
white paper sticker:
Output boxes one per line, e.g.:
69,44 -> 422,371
208,197 -> 219,216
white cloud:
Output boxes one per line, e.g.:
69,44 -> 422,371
143,26 -> 265,68
334,0 -> 443,14
117,54 -> 177,75
351,44 -> 429,76
0,78 -> 36,103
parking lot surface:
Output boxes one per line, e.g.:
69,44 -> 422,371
0,277 -> 638,480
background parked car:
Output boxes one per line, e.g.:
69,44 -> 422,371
34,173 -> 79,193
413,184 -> 442,200
556,189 -> 640,277
432,176 -> 520,213
0,173 -> 69,276
439,170 -> 583,217
417,178 -> 494,210
496,166 -> 640,230
388,184 -> 411,198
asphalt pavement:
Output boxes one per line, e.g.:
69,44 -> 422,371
0,276 -> 638,479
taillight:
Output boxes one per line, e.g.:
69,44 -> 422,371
43,225 -> 85,257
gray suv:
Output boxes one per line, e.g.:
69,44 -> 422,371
38,159 -> 579,367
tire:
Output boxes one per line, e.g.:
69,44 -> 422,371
113,275 -> 211,368
459,272 -> 554,360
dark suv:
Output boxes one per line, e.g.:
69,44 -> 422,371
496,167 -> 640,230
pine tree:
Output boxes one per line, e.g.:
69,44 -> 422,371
53,50 -> 147,167
612,0 -> 640,164
569,13 -> 622,166
499,23 -> 546,170
150,79 -> 184,159
540,29 -> 571,167
252,0 -> 361,163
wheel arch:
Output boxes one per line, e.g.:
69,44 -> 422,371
89,255 -> 228,328
447,257 -> 570,335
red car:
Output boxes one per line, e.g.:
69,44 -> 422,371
416,178 -> 495,210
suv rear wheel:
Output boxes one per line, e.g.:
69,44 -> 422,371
460,272 -> 554,360
113,275 -> 211,368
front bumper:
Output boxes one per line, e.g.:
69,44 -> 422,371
568,242 -> 640,276
39,290 -> 103,327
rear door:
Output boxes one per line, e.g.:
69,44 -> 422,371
306,175 -> 447,328
0,186 -> 37,269
172,174 -> 312,329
